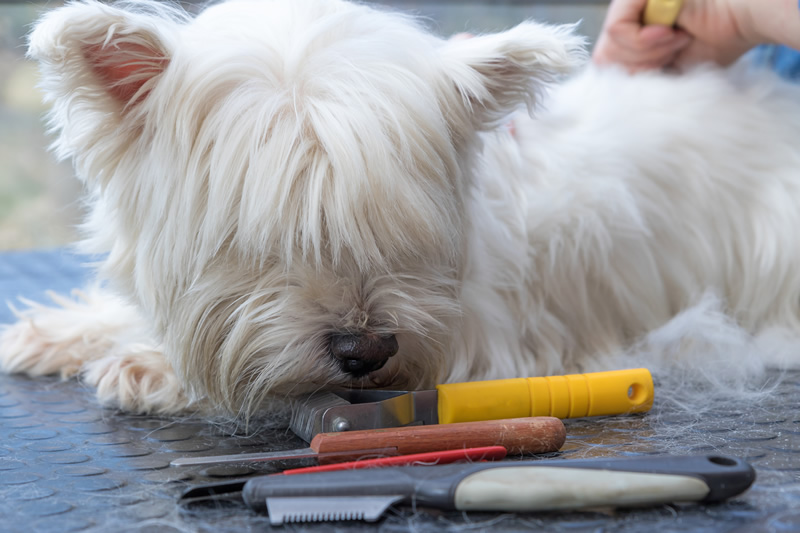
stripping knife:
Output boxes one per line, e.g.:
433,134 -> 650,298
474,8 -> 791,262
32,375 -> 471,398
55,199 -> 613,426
171,416 -> 565,467
290,368 -> 654,442
240,454 -> 755,525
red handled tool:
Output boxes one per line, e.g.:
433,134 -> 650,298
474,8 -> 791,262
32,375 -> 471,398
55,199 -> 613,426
277,446 -> 507,476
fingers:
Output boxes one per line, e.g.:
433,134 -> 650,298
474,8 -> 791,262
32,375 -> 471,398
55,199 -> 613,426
592,0 -> 694,72
594,0 -> 755,71
594,25 -> 691,72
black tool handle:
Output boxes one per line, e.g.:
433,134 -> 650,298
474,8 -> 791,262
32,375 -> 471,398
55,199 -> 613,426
242,454 -> 754,512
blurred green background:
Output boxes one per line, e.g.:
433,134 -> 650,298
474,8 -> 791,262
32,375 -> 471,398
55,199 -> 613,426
0,1 -> 608,249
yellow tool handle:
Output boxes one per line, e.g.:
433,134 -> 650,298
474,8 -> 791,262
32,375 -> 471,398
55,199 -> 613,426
436,368 -> 654,424
643,0 -> 684,26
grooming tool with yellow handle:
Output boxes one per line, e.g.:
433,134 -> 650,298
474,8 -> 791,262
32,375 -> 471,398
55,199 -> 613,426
436,367 -> 653,424
290,368 -> 654,442
643,0 -> 684,26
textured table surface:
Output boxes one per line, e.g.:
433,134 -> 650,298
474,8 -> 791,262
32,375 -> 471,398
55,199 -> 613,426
1,249 -> 799,532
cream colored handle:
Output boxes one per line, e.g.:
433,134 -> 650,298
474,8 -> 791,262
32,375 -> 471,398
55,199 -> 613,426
454,467 -> 709,511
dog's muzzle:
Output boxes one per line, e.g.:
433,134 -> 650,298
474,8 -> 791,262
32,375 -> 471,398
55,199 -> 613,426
329,333 -> 399,378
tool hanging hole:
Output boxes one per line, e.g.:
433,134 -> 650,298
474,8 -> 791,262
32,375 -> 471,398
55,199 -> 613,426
627,383 -> 647,404
707,456 -> 738,466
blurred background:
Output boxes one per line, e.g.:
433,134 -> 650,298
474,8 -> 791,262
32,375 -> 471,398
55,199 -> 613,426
0,0 -> 609,250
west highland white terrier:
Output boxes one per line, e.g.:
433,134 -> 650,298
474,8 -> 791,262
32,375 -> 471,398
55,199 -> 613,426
3,0 -> 800,420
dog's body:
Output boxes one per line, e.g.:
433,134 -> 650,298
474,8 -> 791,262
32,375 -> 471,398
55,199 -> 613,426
3,0 -> 800,418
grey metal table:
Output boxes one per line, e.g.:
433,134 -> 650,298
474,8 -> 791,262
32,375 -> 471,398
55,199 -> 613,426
0,249 -> 798,532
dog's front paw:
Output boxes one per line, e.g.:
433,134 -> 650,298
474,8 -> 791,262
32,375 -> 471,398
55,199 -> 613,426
83,351 -> 194,415
0,290 -> 126,378
0,312 -> 102,378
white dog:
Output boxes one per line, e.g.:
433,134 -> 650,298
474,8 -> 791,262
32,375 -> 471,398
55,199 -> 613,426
3,0 -> 800,420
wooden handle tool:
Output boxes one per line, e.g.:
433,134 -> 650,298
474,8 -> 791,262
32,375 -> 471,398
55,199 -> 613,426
172,416 -> 565,467
311,416 -> 566,461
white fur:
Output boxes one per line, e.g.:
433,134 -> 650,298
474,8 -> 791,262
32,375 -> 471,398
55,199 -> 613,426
3,0 -> 800,420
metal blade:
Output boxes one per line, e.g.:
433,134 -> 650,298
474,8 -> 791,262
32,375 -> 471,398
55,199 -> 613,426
170,446 -> 398,467
266,495 -> 403,525
289,392 -> 351,443
290,389 -> 439,442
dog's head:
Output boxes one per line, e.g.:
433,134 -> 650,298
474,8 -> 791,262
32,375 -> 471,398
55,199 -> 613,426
30,0 -> 583,416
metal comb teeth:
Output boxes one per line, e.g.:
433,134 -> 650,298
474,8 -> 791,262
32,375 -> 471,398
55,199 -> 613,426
284,509 -> 364,523
266,495 -> 403,525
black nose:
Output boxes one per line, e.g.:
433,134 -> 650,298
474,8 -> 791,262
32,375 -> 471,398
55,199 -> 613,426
329,333 -> 399,377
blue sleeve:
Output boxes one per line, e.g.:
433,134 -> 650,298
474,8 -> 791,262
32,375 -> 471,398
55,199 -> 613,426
750,45 -> 800,81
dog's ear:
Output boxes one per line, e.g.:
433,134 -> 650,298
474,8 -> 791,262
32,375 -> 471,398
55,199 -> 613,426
440,22 -> 587,128
28,0 -> 180,109
27,0 -> 183,175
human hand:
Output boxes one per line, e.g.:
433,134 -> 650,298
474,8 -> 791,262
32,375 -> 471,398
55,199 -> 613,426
593,0 -> 756,72
593,0 -> 691,71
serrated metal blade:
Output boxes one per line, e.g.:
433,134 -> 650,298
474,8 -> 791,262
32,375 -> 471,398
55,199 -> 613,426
266,495 -> 403,525
171,446 -> 398,467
